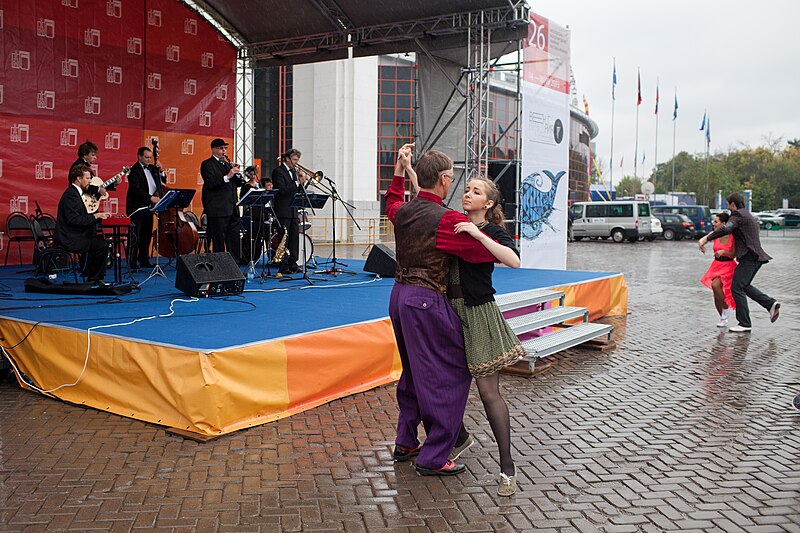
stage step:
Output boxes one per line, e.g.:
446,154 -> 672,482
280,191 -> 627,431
506,305 -> 588,335
495,288 -> 564,312
520,322 -> 613,360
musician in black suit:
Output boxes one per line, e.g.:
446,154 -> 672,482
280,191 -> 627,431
271,148 -> 306,273
200,138 -> 245,263
55,165 -> 112,284
125,146 -> 166,270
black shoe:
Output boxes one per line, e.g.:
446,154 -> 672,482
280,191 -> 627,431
393,444 -> 422,462
415,460 -> 466,476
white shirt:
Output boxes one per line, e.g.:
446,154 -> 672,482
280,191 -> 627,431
141,162 -> 157,196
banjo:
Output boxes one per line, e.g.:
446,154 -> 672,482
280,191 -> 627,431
82,167 -> 130,213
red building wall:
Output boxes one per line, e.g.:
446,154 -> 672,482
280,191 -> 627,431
0,0 -> 236,260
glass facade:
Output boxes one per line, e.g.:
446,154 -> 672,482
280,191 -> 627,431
377,59 -> 416,196
568,110 -> 594,204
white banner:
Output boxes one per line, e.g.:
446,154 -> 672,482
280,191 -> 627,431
519,13 -> 570,270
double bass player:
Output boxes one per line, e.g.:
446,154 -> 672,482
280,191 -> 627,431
125,145 -> 166,270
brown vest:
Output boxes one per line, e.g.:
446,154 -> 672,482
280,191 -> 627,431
393,197 -> 452,294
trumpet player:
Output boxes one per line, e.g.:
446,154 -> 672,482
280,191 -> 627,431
201,138 -> 246,264
271,148 -> 306,273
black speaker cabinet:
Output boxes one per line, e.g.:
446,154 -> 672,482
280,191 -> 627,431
363,244 -> 397,278
175,252 -> 245,297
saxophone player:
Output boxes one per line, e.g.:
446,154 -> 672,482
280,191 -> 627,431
271,148 -> 306,274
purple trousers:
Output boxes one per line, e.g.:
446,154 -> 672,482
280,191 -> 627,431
389,283 -> 472,470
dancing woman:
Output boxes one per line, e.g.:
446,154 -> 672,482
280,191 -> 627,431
699,212 -> 736,327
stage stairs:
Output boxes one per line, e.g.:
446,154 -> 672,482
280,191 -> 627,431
496,288 -> 614,376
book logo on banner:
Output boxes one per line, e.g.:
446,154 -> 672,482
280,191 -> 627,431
184,79 -> 197,95
35,162 -> 54,180
36,91 -> 55,110
166,168 -> 177,185
11,51 -> 31,71
181,139 -> 194,155
199,112 -> 211,128
0,85 -> 5,105
62,59 -> 79,78
106,0 -> 122,18
127,37 -> 142,55
184,19 -> 197,35
101,197 -> 118,215
60,128 -> 78,147
11,124 -> 29,143
229,116 -> 235,131
167,45 -> 180,63
148,10 -> 162,27
84,96 -> 101,115
0,159 -> 3,178
36,19 -> 55,39
104,132 -> 120,150
0,10 -> 4,29
11,196 -> 29,214
201,52 -> 214,69
165,107 -> 179,124
61,0 -> 78,8
196,172 -> 203,185
215,84 -> 228,100
84,29 -> 101,47
107,66 -> 122,84
126,102 -> 142,120
147,73 -> 161,90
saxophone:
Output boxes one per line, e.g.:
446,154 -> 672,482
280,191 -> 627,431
273,230 -> 289,262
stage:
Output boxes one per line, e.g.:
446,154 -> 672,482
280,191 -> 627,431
0,256 -> 627,437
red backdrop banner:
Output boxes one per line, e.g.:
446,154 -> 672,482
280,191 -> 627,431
0,0 -> 236,261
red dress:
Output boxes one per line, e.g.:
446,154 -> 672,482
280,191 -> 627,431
700,234 -> 737,309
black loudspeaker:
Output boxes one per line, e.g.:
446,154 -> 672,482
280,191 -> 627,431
363,244 -> 397,278
175,252 -> 245,297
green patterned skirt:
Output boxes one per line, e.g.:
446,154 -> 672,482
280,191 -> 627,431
449,266 -> 526,377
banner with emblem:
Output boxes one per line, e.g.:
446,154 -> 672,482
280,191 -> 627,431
519,12 -> 571,269
0,0 -> 236,260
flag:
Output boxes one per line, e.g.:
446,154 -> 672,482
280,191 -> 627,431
637,69 -> 642,106
612,60 -> 617,101
706,116 -> 711,145
654,83 -> 660,115
673,91 -> 679,121
583,95 -> 590,115
642,152 -> 646,164
700,111 -> 706,131
620,156 -> 624,168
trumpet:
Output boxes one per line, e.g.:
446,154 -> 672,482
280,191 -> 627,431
295,163 -> 325,186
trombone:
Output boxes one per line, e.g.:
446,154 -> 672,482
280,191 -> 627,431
295,163 -> 325,186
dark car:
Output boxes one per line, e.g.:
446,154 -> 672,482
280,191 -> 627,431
651,205 -> 713,237
655,213 -> 696,240
779,213 -> 800,227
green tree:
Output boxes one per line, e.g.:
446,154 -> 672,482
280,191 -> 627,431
615,175 -> 642,197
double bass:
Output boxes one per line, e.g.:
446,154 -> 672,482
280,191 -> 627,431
153,140 -> 199,257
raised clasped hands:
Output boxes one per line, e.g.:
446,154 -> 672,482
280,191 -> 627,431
397,143 -> 415,168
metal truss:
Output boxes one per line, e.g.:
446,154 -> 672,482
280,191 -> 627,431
239,6 -> 527,61
235,58 -> 254,167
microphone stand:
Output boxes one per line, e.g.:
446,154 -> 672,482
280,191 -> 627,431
315,176 -> 359,275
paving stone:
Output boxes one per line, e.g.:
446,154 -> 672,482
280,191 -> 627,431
2,239 -> 799,531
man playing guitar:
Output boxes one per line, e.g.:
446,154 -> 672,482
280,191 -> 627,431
70,140 -> 125,213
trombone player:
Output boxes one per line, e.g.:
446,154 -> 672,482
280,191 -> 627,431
271,148 -> 306,274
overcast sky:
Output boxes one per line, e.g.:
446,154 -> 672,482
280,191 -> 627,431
529,0 -> 800,185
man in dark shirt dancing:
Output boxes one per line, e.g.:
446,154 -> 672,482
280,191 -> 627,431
699,192 -> 780,332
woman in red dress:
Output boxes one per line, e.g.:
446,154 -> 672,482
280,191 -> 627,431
700,212 -> 737,327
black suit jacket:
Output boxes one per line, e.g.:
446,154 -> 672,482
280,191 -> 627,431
54,185 -> 97,252
271,164 -> 300,219
126,162 -> 166,215
201,156 -> 244,217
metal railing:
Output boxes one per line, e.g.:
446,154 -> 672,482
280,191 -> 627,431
305,216 -> 395,246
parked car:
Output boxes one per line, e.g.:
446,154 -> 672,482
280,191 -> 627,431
776,212 -> 800,227
753,212 -> 785,230
651,205 -> 713,237
570,200 -> 653,242
655,213 -> 696,240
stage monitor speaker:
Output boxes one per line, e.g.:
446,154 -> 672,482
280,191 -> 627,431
175,252 -> 245,297
363,244 -> 397,278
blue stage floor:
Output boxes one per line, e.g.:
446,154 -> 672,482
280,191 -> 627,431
0,259 -> 617,351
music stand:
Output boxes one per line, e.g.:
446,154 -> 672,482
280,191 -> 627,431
280,192 -> 329,285
237,189 -> 276,280
141,189 -> 195,285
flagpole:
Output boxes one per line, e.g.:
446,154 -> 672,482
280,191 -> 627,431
704,116 -> 710,205
610,58 -> 616,192
634,68 -> 641,180
653,77 -> 659,192
671,87 -> 677,192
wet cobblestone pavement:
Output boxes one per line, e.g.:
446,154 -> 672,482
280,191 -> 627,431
2,235 -> 799,532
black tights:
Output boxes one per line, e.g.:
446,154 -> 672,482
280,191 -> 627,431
457,372 -> 514,476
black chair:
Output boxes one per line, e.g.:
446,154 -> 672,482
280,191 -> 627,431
189,211 -> 210,253
30,217 -> 82,283
4,212 -> 36,266
36,212 -> 57,241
